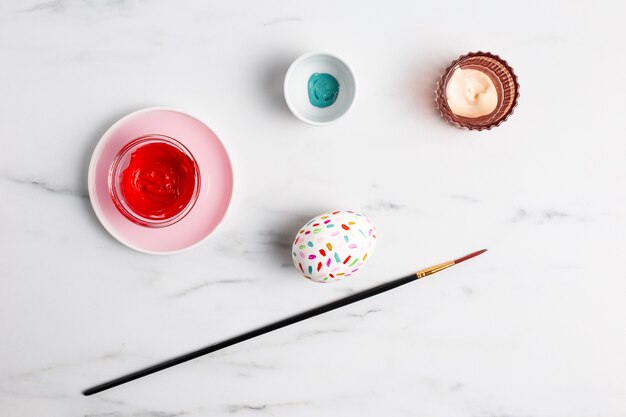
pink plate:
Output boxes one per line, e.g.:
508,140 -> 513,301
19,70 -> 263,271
88,108 -> 233,254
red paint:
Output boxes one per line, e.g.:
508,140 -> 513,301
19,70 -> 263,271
120,142 -> 197,221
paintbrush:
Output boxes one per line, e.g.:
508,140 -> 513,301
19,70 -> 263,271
83,249 -> 486,396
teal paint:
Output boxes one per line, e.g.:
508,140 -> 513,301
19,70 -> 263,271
307,73 -> 339,108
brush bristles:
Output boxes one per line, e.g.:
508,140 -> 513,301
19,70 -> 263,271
453,249 -> 487,265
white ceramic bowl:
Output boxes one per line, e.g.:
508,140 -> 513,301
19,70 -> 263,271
284,52 -> 357,126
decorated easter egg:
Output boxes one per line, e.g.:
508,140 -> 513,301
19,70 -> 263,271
292,210 -> 377,283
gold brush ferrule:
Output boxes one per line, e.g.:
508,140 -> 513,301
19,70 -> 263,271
415,260 -> 455,279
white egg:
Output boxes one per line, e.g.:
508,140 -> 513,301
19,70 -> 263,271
291,210 -> 377,283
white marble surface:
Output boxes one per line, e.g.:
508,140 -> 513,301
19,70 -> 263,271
1,1 -> 626,416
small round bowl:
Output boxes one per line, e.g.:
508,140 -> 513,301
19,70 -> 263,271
284,52 -> 357,126
436,51 -> 519,131
89,108 -> 233,254
109,134 -> 201,228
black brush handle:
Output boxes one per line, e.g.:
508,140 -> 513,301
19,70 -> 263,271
83,273 -> 417,396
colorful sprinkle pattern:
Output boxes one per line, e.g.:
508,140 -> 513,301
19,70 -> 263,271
292,210 -> 377,283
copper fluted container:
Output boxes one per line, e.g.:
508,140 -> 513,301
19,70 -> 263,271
436,52 -> 519,131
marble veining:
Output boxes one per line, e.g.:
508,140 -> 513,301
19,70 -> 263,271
0,174 -> 87,198
262,17 -> 302,27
